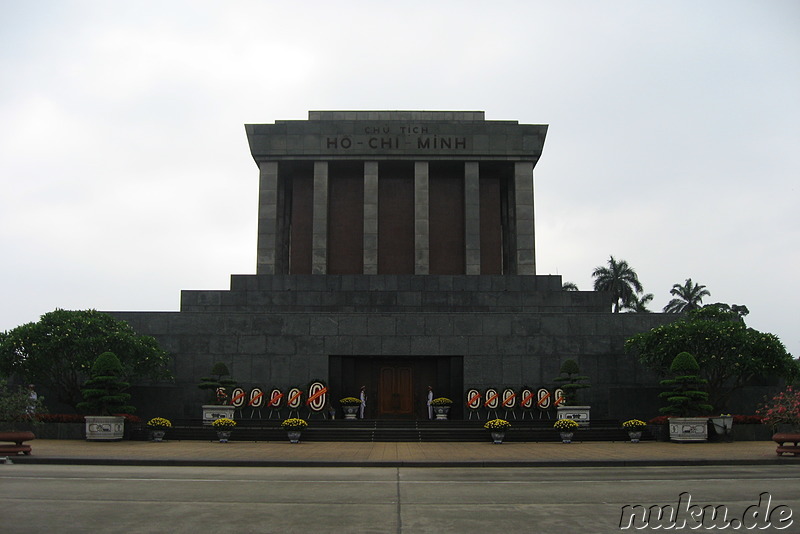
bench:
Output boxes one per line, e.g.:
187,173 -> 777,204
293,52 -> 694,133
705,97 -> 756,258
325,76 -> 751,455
0,431 -> 35,455
773,433 -> 800,456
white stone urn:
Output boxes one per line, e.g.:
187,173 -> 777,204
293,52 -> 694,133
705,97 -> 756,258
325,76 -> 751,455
556,406 -> 591,427
628,431 -> 642,443
341,405 -> 360,420
85,416 -> 125,441
432,405 -> 451,420
202,405 -> 235,426
710,415 -> 733,441
668,417 -> 709,442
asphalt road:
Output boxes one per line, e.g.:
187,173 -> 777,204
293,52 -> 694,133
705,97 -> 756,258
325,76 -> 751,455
2,464 -> 799,533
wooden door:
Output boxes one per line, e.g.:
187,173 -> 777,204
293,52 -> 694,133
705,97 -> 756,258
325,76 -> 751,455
379,366 -> 413,417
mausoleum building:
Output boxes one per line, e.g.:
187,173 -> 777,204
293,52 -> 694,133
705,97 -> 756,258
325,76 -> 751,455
117,111 -> 675,420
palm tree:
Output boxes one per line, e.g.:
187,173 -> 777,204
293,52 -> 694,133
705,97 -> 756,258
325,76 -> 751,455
663,278 -> 710,313
623,292 -> 654,313
591,256 -> 644,313
562,282 -> 579,291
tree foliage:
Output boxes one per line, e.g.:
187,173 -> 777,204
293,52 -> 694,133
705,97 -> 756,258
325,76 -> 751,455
77,351 -> 135,415
198,362 -> 237,404
623,292 -> 654,313
663,278 -> 711,313
0,379 -> 46,424
0,309 -> 172,410
592,256 -> 644,313
658,352 -> 713,416
553,359 -> 591,405
626,304 -> 797,410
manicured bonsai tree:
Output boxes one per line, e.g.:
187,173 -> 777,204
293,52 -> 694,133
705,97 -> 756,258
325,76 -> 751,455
198,362 -> 237,404
659,351 -> 713,416
553,359 -> 591,405
77,352 -> 135,415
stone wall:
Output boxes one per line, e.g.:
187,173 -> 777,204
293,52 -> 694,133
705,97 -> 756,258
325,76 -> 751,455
114,274 -> 679,421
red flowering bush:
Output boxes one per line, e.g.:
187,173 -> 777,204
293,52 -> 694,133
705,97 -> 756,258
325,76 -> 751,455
648,416 -> 670,425
115,413 -> 142,424
648,414 -> 763,425
733,415 -> 763,425
28,413 -> 142,424
34,414 -> 85,423
756,387 -> 800,428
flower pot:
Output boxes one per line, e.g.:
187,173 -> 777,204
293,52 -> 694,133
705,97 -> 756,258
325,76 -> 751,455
150,429 -> 166,442
490,431 -> 505,444
628,431 -> 642,443
202,405 -> 235,426
668,417 -> 708,442
556,406 -> 590,427
287,430 -> 302,444
560,431 -> 574,443
432,405 -> 451,420
216,430 -> 232,443
85,416 -> 125,441
342,405 -> 360,420
709,416 -> 733,442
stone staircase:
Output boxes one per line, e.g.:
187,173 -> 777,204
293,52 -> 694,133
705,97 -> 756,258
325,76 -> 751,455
132,419 -> 651,443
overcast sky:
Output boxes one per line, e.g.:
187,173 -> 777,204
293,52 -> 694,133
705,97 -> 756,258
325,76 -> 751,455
1,1 -> 798,358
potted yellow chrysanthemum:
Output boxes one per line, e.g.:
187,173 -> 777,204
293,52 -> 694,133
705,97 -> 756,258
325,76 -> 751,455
281,418 -> 308,443
554,418 -> 579,443
430,398 -> 453,420
146,417 -> 172,442
211,417 -> 236,443
622,419 -> 646,443
484,418 -> 511,444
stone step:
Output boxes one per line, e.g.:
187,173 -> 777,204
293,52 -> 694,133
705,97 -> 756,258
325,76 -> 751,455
131,419 -> 652,443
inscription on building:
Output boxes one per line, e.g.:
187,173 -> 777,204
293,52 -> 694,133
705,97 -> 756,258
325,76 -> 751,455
245,113 -> 548,160
326,135 -> 468,150
326,124 -> 468,151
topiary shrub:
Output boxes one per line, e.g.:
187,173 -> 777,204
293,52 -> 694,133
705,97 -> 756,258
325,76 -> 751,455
77,352 -> 135,416
198,362 -> 238,404
553,359 -> 591,405
658,351 -> 713,416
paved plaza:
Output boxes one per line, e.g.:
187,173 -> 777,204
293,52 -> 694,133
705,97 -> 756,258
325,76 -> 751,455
4,438 -> 795,467
3,440 -> 799,533
2,463 -> 799,533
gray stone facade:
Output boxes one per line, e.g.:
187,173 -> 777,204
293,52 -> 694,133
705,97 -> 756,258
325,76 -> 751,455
115,272 -> 678,420
114,111 -> 685,421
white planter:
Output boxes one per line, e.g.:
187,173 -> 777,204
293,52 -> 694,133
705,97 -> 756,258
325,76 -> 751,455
341,405 -> 360,420
202,405 -> 235,426
490,431 -> 505,444
669,417 -> 709,442
85,416 -> 125,441
710,416 -> 733,441
432,405 -> 451,420
556,406 -> 591,427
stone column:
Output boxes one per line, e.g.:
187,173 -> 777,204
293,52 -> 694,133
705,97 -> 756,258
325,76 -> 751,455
312,161 -> 328,275
414,161 -> 429,275
514,161 -> 536,275
256,161 -> 279,274
363,162 -> 379,275
464,162 -> 481,275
